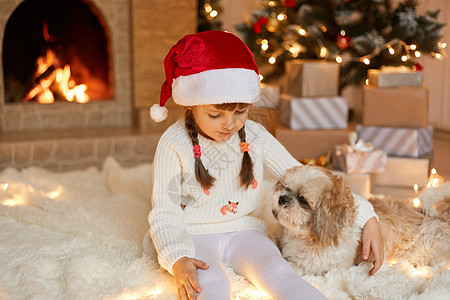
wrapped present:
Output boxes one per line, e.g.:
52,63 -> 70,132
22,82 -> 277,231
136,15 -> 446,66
248,107 -> 280,135
362,86 -> 428,127
332,132 -> 387,174
356,125 -> 433,158
367,67 -> 423,87
329,170 -> 371,196
371,155 -> 431,188
255,83 -> 281,109
283,59 -> 339,97
279,95 -> 348,130
275,126 -> 350,161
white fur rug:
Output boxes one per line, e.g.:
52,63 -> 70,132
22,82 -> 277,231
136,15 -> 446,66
0,157 -> 449,300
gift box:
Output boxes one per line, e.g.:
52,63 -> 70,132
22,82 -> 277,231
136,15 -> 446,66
367,67 -> 423,87
279,95 -> 348,130
356,125 -> 433,158
275,126 -> 350,161
332,146 -> 387,175
362,86 -> 428,127
255,83 -> 281,109
329,170 -> 371,196
249,108 -> 280,135
283,59 -> 339,97
371,155 -> 431,188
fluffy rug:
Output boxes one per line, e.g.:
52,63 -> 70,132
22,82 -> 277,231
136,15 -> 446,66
0,157 -> 449,299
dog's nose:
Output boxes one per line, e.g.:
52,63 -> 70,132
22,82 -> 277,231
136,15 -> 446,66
278,195 -> 290,206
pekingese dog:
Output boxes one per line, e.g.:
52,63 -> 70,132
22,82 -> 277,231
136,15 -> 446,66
271,165 -> 450,276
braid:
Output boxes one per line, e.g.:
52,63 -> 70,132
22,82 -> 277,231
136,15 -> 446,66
238,126 -> 254,188
185,111 -> 215,189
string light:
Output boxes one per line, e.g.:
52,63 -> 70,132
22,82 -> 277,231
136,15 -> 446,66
415,51 -> 421,58
277,13 -> 287,21
268,56 -> 276,64
401,55 -> 408,61
336,56 -> 343,63
363,58 -> 370,65
298,28 -> 306,36
320,47 -> 327,58
410,44 -> 417,50
388,46 -> 395,55
261,43 -> 269,51
210,10 -> 218,18
204,4 -> 212,13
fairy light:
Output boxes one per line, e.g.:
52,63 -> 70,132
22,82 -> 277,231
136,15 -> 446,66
363,58 -> 370,65
410,44 -> 417,50
415,51 -> 421,58
321,26 -> 327,32
336,56 -> 342,63
413,198 -> 421,208
1,183 -> 8,191
261,43 -> 269,51
277,13 -> 287,21
298,28 -> 306,36
268,56 -> 276,64
320,47 -> 327,57
388,46 -> 395,55
259,74 -> 264,81
204,4 -> 212,13
434,52 -> 443,59
401,55 -> 408,61
268,1 -> 277,6
210,10 -> 218,18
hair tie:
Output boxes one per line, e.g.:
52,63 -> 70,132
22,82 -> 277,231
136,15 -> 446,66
193,144 -> 201,158
240,142 -> 249,153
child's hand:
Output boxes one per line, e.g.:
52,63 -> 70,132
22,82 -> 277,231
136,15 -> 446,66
361,216 -> 384,276
172,257 -> 209,300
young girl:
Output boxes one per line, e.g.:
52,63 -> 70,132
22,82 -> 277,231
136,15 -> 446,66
147,31 -> 383,300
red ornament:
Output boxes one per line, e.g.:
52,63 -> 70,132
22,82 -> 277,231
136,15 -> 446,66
414,62 -> 423,71
336,33 -> 351,50
284,0 -> 296,8
253,16 -> 268,34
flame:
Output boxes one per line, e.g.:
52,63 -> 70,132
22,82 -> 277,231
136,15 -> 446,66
25,49 -> 90,104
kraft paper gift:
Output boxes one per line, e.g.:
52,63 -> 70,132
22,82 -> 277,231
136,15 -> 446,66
362,86 -> 428,127
367,67 -> 423,87
283,59 -> 339,97
255,83 -> 281,109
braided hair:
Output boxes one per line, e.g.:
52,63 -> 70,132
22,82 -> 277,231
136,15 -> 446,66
184,104 -> 254,189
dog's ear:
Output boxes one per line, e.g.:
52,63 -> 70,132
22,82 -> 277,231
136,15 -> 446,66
310,174 -> 355,246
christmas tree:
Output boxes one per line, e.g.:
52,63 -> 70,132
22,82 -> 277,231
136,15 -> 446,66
198,0 -> 223,32
236,0 -> 446,90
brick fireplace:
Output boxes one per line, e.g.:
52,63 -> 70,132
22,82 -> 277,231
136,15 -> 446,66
0,0 -> 196,170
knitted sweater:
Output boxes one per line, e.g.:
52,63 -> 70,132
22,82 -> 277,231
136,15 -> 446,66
148,119 -> 377,274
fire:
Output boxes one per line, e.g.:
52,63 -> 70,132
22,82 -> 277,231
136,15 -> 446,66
25,49 -> 90,104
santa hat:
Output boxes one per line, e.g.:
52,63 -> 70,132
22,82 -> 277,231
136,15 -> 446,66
150,31 -> 261,122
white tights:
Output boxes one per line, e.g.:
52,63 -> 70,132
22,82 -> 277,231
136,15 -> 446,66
192,230 -> 327,300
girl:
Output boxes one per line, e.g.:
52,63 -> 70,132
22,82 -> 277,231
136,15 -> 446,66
147,31 -> 383,300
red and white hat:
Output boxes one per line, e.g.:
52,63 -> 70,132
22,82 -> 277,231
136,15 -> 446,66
150,31 -> 261,122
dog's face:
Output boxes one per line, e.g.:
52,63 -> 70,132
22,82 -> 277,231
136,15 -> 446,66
272,165 -> 355,246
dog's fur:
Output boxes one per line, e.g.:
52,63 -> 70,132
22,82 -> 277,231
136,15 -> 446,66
271,165 -> 450,276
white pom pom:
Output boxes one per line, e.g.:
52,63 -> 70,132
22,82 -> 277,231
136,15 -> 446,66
150,104 -> 168,122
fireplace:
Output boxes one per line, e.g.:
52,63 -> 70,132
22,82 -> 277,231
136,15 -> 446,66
0,0 -> 131,132
0,0 -> 197,170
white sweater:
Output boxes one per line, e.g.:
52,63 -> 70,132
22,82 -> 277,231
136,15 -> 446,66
148,119 -> 377,274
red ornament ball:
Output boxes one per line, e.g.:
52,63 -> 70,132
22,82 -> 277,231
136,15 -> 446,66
336,34 -> 351,50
